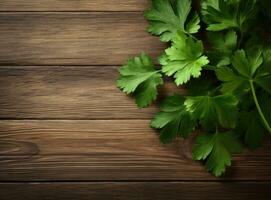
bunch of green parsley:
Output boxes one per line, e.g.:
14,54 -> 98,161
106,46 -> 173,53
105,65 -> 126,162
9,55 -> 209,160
117,0 -> 271,176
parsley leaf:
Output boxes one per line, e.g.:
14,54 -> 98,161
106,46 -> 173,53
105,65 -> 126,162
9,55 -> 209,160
185,95 -> 238,129
232,47 -> 263,77
217,47 -> 271,95
193,132 -> 243,176
117,53 -> 163,108
160,31 -> 209,85
145,0 -> 200,42
202,0 -> 257,31
216,66 -> 249,94
254,48 -> 271,95
151,94 -> 196,143
237,111 -> 265,149
208,30 -> 238,66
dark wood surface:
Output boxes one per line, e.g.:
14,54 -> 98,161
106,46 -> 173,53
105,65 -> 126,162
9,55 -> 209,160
1,182 -> 271,200
1,120 -> 271,181
0,66 -> 182,119
0,1 -> 270,199
0,12 -> 165,66
0,0 -> 150,11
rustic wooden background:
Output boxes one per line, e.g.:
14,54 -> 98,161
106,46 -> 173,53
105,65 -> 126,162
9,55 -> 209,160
0,1 -> 270,199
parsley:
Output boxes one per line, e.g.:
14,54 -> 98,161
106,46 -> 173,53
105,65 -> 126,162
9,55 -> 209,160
160,31 -> 209,85
117,0 -> 271,176
117,53 -> 163,108
184,94 -> 238,129
144,0 -> 200,41
201,0 -> 257,32
193,131 -> 243,177
151,94 -> 197,142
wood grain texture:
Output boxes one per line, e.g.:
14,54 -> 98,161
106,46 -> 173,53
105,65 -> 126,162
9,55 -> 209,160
0,66 -> 182,119
0,12 -> 165,66
0,0 -> 150,12
0,182 -> 270,200
1,120 -> 271,181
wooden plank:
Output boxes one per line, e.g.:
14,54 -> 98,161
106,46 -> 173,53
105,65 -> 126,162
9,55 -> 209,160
1,120 -> 271,181
0,182 -> 270,200
0,66 -> 181,119
0,0 -> 149,12
0,12 -> 165,66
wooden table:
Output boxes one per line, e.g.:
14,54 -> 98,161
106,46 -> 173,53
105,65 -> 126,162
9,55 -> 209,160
0,1 -> 270,199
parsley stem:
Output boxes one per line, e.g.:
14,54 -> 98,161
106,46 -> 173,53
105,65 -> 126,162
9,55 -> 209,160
250,80 -> 271,133
189,34 -> 197,41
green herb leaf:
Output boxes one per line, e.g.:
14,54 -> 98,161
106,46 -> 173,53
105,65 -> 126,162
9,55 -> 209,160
216,67 -> 249,94
237,111 -> 265,149
117,53 -> 163,108
201,0 -> 257,31
145,0 -> 200,42
254,48 -> 271,95
151,94 -> 196,143
193,132 -> 243,176
160,31 -> 209,85
208,30 -> 238,66
216,46 -> 271,94
185,95 -> 238,129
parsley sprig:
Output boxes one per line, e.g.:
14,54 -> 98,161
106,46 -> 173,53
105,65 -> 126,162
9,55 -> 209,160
117,0 -> 271,176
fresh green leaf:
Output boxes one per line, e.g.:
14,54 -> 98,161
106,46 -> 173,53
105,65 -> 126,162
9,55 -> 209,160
201,0 -> 258,31
216,46 -> 271,95
193,132 -> 243,176
208,30 -> 238,66
161,31 -> 209,85
237,111 -> 265,149
216,66 -> 249,94
145,0 -> 200,42
151,95 -> 196,143
255,76 -> 271,95
254,48 -> 271,95
232,47 -> 263,77
185,95 -> 238,129
117,53 -> 163,108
